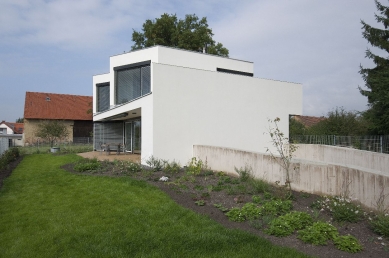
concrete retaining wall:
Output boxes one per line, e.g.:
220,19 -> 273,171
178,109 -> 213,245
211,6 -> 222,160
193,145 -> 389,210
294,144 -> 389,175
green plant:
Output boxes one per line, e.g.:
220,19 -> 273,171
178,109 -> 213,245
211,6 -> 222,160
261,199 -> 293,216
226,207 -> 245,222
195,200 -> 205,206
163,160 -> 181,174
250,178 -> 270,194
264,192 -> 273,200
370,214 -> 389,237
234,165 -> 252,182
333,235 -> 362,253
186,157 -> 203,176
0,147 -> 20,170
73,158 -> 101,172
265,117 -> 298,196
127,162 -> 142,173
265,211 -> 313,237
298,222 -> 339,245
252,195 -> 262,204
145,156 -> 164,171
313,195 -> 363,223
241,202 -> 262,221
214,203 -> 229,212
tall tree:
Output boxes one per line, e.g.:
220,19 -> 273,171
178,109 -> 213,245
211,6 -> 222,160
132,14 -> 229,57
360,0 -> 389,134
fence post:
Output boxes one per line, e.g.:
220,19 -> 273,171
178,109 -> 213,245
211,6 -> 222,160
380,135 -> 383,153
333,135 -> 336,146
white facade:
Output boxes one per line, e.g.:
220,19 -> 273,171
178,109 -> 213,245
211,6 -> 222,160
93,45 -> 302,165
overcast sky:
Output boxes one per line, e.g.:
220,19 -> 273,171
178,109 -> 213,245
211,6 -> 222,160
0,0 -> 382,122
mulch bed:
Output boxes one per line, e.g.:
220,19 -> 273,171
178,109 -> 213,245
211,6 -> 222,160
1,158 -> 388,258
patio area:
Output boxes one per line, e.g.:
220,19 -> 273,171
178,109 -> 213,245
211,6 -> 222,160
77,151 -> 141,163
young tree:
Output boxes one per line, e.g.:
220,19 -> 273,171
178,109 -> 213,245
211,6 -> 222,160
131,13 -> 229,57
359,0 -> 389,134
266,117 -> 298,197
35,120 -> 69,147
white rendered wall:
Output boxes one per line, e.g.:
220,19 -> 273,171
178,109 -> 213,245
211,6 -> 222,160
157,46 -> 253,74
0,124 -> 13,134
152,63 -> 302,165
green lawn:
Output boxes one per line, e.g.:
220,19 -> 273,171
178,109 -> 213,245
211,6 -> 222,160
0,154 -> 311,258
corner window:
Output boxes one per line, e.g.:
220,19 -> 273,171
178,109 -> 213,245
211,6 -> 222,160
115,61 -> 151,105
96,82 -> 110,112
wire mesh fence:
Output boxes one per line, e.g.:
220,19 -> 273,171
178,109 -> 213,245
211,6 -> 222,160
290,135 -> 389,154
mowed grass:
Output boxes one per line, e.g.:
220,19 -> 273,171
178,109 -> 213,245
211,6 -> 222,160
0,154 -> 311,258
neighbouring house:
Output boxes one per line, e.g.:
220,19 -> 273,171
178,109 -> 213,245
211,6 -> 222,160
291,115 -> 325,128
0,121 -> 24,147
23,92 -> 93,145
93,45 -> 302,165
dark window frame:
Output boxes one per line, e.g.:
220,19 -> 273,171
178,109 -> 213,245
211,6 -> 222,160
115,60 -> 151,105
96,82 -> 110,112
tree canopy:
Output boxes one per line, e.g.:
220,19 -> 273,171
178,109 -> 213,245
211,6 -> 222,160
131,14 -> 229,57
35,120 -> 69,147
359,0 -> 389,134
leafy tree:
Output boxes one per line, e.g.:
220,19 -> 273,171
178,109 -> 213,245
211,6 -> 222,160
289,117 -> 306,136
359,0 -> 389,134
307,107 -> 368,136
16,118 -> 24,123
35,120 -> 69,147
132,13 -> 229,57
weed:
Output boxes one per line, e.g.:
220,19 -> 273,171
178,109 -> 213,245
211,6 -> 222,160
226,207 -> 245,222
300,191 -> 310,198
313,196 -> 363,222
194,185 -> 204,191
250,178 -> 270,194
234,165 -> 252,182
252,195 -> 262,204
370,214 -> 389,237
195,200 -> 205,206
264,192 -> 273,200
214,203 -> 229,212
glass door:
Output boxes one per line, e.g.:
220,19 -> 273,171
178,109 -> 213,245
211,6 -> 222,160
125,122 -> 132,152
132,120 -> 141,154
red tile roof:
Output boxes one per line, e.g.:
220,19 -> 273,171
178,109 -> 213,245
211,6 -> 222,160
24,92 -> 92,120
292,115 -> 326,128
0,121 -> 24,134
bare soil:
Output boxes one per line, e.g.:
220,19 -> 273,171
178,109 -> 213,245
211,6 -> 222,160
1,156 -> 388,258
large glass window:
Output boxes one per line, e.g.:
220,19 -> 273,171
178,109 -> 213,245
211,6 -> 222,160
115,62 -> 150,105
96,83 -> 110,112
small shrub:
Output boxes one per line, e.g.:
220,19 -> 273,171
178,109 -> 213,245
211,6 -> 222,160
370,214 -> 389,237
186,157 -> 203,176
0,147 -> 20,170
145,156 -> 164,171
333,235 -> 363,253
127,162 -> 141,173
298,222 -> 339,245
234,165 -> 252,182
164,160 -> 181,174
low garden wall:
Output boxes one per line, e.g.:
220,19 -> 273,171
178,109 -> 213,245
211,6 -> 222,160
193,145 -> 389,210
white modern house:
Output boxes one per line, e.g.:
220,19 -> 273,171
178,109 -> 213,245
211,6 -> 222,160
93,46 -> 302,165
